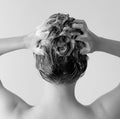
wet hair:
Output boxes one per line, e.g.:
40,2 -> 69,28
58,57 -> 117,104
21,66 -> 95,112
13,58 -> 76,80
34,13 -> 88,85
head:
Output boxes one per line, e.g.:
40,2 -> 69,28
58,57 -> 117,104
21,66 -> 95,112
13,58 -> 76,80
34,13 -> 88,85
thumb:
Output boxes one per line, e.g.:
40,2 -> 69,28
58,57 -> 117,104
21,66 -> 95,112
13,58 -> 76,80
80,43 -> 91,54
75,35 -> 91,54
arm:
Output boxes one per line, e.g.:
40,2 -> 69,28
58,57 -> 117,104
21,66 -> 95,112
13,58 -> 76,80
95,36 -> 120,57
0,35 -> 26,56
0,19 -> 55,115
73,20 -> 120,118
0,34 -> 35,114
72,20 -> 120,57
0,31 -> 39,56
85,32 -> 120,118
91,36 -> 120,118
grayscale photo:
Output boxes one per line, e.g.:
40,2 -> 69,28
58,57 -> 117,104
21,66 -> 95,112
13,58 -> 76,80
0,0 -> 120,119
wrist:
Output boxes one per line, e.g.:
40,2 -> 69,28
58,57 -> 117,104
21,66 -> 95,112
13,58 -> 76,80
22,34 -> 31,49
14,35 -> 28,50
94,36 -> 103,52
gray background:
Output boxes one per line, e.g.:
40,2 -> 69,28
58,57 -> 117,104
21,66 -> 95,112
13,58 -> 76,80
0,0 -> 120,106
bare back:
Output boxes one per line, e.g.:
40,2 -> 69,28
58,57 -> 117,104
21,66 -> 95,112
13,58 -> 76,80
1,79 -> 120,119
0,101 -> 104,119
0,80 -> 106,119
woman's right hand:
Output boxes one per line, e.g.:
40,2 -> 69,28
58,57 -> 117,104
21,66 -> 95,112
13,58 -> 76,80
24,17 -> 56,55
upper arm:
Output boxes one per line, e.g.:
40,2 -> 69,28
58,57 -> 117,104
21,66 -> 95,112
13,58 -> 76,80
0,80 -> 31,114
91,83 -> 120,118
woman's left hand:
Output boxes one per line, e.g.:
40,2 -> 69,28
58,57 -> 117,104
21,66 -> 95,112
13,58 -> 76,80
72,19 -> 99,54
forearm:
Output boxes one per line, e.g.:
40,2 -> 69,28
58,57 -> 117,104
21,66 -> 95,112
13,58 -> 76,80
0,35 -> 26,56
95,37 -> 120,57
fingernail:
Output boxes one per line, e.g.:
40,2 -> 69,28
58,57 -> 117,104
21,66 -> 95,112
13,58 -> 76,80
72,24 -> 83,28
80,48 -> 87,54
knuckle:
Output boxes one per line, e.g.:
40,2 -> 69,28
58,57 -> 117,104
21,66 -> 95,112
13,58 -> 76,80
74,19 -> 85,23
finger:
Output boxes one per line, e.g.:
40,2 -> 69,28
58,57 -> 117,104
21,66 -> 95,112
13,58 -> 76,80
73,19 -> 86,24
45,18 -> 56,25
33,47 -> 45,55
72,19 -> 88,30
80,42 -> 91,54
75,36 -> 87,43
73,19 -> 87,26
72,24 -> 86,35
35,28 -> 49,38
49,13 -> 58,19
72,24 -> 88,35
36,25 -> 47,33
80,48 -> 88,54
72,23 -> 84,29
75,32 -> 88,41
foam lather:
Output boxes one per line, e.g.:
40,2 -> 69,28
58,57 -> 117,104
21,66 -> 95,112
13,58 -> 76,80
34,13 -> 89,84
35,14 -> 90,56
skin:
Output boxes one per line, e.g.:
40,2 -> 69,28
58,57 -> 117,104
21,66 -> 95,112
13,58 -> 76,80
0,20 -> 120,119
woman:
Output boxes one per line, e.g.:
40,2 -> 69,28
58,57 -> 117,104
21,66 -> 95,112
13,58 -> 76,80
0,13 -> 120,119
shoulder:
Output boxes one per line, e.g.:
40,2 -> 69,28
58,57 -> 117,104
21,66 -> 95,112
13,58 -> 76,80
0,80 -> 3,88
90,99 -> 109,119
90,83 -> 120,118
0,79 -> 32,115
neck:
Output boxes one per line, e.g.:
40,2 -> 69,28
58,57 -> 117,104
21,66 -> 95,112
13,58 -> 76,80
32,79 -> 86,116
40,79 -> 79,107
